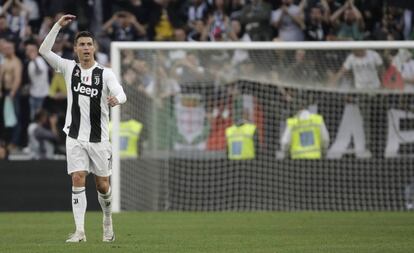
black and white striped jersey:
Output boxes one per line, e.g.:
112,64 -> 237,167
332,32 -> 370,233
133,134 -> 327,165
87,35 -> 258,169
39,24 -> 127,142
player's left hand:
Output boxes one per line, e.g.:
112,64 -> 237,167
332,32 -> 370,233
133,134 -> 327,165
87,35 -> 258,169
58,14 -> 76,27
107,96 -> 119,107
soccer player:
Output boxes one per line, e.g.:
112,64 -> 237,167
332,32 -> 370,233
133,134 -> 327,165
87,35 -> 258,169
39,14 -> 127,242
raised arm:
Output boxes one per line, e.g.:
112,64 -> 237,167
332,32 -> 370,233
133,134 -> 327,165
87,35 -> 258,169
0,0 -> 13,15
287,6 -> 305,30
349,1 -> 364,29
102,13 -> 118,35
330,2 -> 348,25
127,13 -> 146,37
39,14 -> 76,72
320,0 -> 331,23
106,69 -> 127,107
329,66 -> 347,87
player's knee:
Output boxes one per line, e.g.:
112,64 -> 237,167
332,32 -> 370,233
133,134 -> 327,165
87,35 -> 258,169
96,181 -> 110,194
71,172 -> 86,186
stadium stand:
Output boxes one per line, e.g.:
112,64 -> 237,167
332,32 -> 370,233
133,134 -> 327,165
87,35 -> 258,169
0,0 -> 413,159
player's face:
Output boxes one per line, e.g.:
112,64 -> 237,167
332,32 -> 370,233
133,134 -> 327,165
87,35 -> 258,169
74,37 -> 95,62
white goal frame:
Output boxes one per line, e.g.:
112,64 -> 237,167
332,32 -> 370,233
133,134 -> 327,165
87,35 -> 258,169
110,40 -> 414,212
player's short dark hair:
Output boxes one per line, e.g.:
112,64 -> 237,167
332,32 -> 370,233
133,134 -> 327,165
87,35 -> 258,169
74,31 -> 95,45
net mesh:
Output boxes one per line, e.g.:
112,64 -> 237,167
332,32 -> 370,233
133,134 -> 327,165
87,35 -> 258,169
115,44 -> 414,211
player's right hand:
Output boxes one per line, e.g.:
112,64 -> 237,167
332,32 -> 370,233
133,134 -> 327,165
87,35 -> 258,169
58,14 -> 76,27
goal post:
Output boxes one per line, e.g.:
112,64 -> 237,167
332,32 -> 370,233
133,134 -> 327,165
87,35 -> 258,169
111,41 -> 414,212
110,43 -> 121,212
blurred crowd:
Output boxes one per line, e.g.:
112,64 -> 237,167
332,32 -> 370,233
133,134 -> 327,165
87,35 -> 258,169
0,0 -> 413,159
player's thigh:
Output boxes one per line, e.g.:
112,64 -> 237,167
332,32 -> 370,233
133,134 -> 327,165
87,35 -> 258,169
66,136 -> 90,175
88,140 -> 112,177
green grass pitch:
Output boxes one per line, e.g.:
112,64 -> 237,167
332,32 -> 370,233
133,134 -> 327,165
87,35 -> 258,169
0,211 -> 413,253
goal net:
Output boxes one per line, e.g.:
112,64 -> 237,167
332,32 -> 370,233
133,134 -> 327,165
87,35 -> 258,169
110,42 -> 414,212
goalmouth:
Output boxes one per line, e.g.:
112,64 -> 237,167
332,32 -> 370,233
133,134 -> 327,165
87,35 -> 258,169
110,41 -> 414,212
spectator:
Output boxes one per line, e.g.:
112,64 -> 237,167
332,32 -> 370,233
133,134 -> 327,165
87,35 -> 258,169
122,68 -> 139,89
173,27 -> 187,41
145,64 -> 181,100
0,14 -> 19,45
386,6 -> 404,40
304,0 -> 337,14
372,6 -> 404,41
188,18 -> 206,41
325,0 -> 341,14
401,55 -> 414,92
37,16 -> 53,43
304,4 -> 331,41
238,0 -> 272,41
403,8 -> 412,40
44,71 -> 67,145
230,19 -> 251,66
126,0 -> 152,26
47,72 -> 67,114
133,59 -> 156,93
40,0 -> 73,18
25,40 -> 49,120
230,19 -> 250,41
271,0 -> 305,41
0,39 -> 22,151
27,109 -> 58,159
102,11 -> 146,41
391,49 -> 412,74
284,49 -> 322,85
95,42 -> 109,66
23,0 -> 41,34
356,0 -> 382,39
382,52 -> 404,90
331,49 -> 383,89
330,0 -> 364,41
147,0 -> 186,41
172,52 -> 206,86
229,0 -> 244,20
0,0 -> 28,39
204,0 -> 233,41
187,0 -> 209,29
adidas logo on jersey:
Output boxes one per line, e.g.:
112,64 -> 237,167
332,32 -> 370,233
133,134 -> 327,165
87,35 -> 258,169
73,82 -> 100,98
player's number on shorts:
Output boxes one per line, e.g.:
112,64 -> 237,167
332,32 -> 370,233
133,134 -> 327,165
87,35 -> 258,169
300,131 -> 314,147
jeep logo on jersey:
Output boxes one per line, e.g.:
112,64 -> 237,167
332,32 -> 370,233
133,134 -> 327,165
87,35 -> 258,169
73,82 -> 100,98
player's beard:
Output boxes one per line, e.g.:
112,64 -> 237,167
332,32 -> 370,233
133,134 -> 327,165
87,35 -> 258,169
81,53 -> 93,63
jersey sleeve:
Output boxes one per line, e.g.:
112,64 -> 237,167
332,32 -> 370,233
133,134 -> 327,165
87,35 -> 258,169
39,23 -> 73,74
104,68 -> 127,104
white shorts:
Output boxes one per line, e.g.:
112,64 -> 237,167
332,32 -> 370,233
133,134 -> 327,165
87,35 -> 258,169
66,136 -> 112,177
